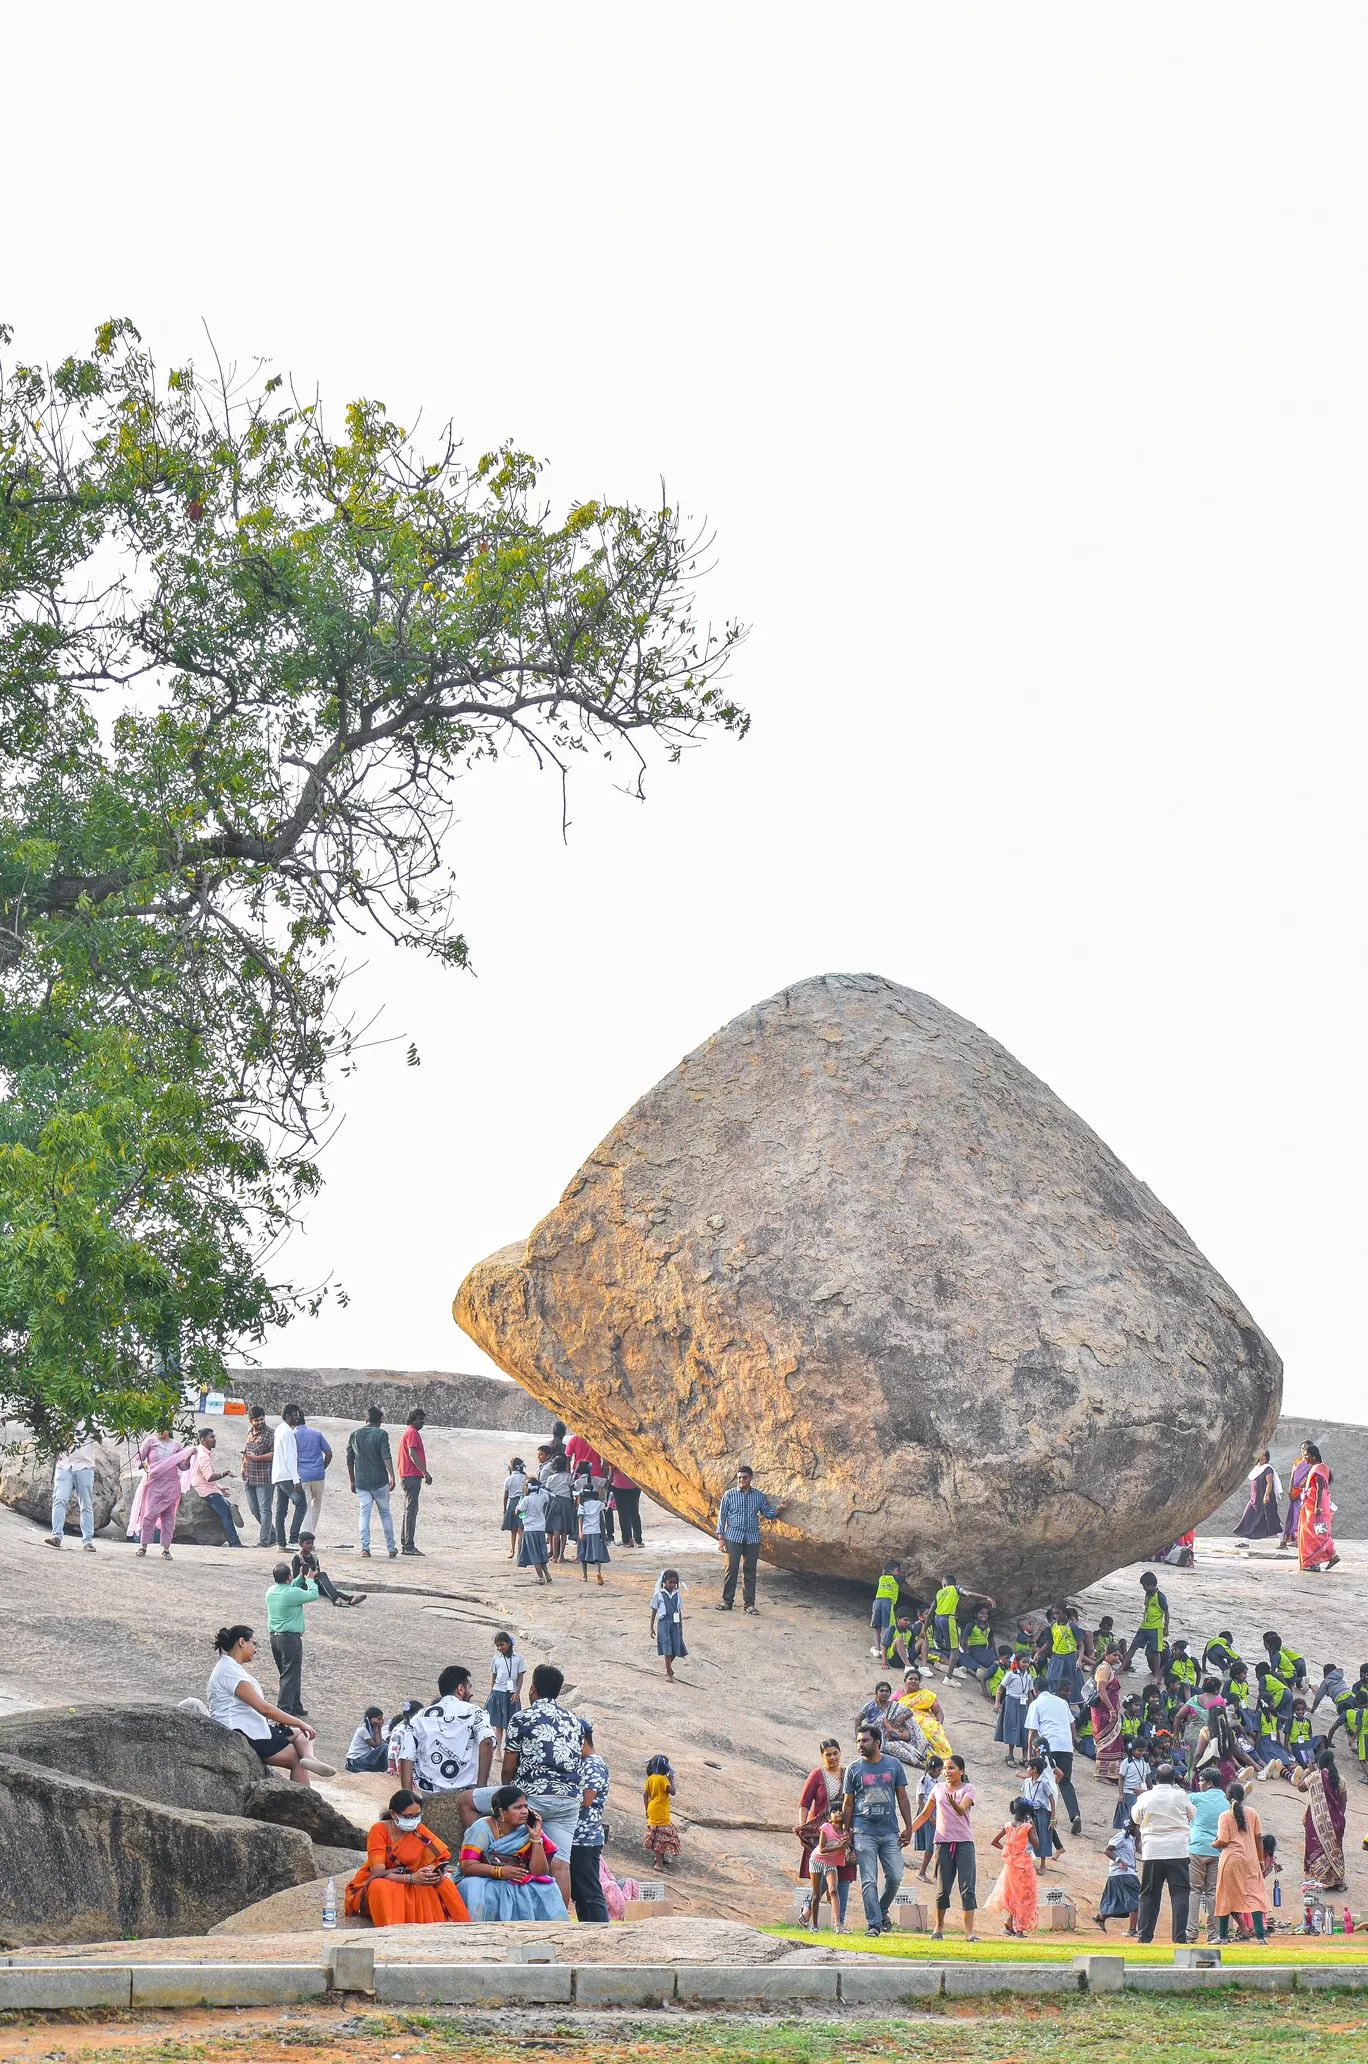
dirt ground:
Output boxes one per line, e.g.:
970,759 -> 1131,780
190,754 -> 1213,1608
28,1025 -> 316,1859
3,1415 -> 1366,1934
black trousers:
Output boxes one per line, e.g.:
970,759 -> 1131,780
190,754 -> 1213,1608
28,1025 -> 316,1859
272,1481 -> 306,1546
1047,1749 -> 1081,1825
569,1842 -> 609,1923
721,1538 -> 759,1608
401,1476 -> 422,1549
270,1629 -> 305,1716
614,1487 -> 643,1545
1137,1856 -> 1191,1943
312,1566 -> 345,1604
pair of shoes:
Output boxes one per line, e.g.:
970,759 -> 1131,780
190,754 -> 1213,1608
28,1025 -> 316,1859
714,1603 -> 733,1611
865,1925 -> 882,1937
402,1546 -> 424,1556
1070,1818 -> 1083,1836
43,1534 -> 61,1549
359,1547 -> 371,1558
82,1541 -> 96,1553
388,1548 -> 399,1559
744,1606 -> 760,1615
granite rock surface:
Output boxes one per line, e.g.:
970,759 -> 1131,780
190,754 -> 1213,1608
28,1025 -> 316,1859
455,972 -> 1281,1606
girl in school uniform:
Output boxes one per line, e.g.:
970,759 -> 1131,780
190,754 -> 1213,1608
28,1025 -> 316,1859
649,1569 -> 688,1681
996,1653 -> 1032,1767
501,1459 -> 527,1560
517,1479 -> 553,1585
576,1484 -> 611,1584
485,1632 -> 526,1749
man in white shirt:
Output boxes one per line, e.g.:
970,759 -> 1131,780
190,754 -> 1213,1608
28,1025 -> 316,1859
1131,1761 -> 1196,1942
398,1664 -> 496,1804
44,1435 -> 100,1551
1024,1684 -> 1083,1835
271,1403 -> 307,1548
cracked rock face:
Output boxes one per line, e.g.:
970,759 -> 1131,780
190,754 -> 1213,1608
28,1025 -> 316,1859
454,973 -> 1281,1606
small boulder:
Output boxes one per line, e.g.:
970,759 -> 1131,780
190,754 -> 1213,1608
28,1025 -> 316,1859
0,1703 -> 262,1818
245,1778 -> 368,1849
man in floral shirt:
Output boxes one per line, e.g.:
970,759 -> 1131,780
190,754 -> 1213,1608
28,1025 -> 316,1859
570,1717 -> 610,1923
502,1663 -> 584,1894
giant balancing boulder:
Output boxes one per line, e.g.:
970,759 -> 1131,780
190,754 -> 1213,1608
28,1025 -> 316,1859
455,974 -> 1281,1606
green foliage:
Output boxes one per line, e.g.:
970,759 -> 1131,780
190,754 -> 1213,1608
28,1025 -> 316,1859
0,321 -> 746,1445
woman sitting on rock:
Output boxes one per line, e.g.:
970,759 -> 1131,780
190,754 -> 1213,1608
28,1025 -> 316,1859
457,1785 -> 569,1921
206,1625 -> 331,1782
345,1789 -> 470,1925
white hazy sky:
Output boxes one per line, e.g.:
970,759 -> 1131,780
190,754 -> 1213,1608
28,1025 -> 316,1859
8,7 -> 1365,1419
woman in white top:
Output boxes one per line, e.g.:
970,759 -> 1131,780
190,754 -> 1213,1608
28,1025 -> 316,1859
207,1623 -> 323,1782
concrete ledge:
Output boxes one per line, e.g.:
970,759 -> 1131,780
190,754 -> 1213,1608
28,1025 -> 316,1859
1074,1955 -> 1126,1993
131,1964 -> 330,2007
1125,1966 -> 1294,1992
1297,1966 -> 1368,1989
944,1964 -> 1081,1995
0,1966 -> 132,2010
375,1963 -> 573,2005
675,1964 -> 840,2003
573,1965 -> 675,2006
838,1965 -> 944,2001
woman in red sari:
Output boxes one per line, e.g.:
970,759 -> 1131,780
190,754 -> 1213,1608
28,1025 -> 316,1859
1297,1446 -> 1339,1572
794,1738 -> 853,1920
1294,1753 -> 1347,1889
1089,1648 -> 1125,1782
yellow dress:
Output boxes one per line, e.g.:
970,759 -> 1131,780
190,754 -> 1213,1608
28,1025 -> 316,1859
898,1688 -> 952,1760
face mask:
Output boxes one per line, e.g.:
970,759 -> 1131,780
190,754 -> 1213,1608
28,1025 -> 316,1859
394,1814 -> 421,1833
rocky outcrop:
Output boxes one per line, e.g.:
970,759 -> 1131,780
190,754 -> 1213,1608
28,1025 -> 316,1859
0,1754 -> 315,1944
0,1442 -> 124,1533
229,1368 -> 555,1433
0,1703 -> 266,1817
455,972 -> 1282,1608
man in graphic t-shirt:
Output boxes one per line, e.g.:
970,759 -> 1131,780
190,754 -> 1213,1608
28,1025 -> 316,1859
841,1723 -> 914,1936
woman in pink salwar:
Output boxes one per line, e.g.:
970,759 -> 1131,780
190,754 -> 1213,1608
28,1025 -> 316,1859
136,1429 -> 192,1559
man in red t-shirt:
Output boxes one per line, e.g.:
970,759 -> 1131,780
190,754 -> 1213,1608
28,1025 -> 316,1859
397,1410 -> 432,1556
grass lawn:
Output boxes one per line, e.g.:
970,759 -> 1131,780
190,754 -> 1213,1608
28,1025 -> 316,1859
766,1922 -> 1368,1964
5,2000 -> 1368,2064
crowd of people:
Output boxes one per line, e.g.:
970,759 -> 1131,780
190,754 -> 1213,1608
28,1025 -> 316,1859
804,1500 -> 1360,1943
45,1399 -> 1358,1947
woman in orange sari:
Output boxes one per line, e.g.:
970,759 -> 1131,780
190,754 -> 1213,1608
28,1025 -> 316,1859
1297,1447 -> 1339,1573
345,1790 -> 470,1925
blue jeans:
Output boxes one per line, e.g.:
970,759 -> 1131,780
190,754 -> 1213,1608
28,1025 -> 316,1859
51,1465 -> 95,1543
358,1485 -> 395,1552
853,1824 -> 904,1929
202,1490 -> 242,1546
243,1480 -> 274,1546
272,1480 -> 307,1545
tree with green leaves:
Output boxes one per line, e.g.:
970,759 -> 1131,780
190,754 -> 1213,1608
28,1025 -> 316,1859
0,320 -> 746,1447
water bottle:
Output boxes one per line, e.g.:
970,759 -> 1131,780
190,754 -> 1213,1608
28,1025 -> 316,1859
322,1877 -> 338,1929
1346,1907 -> 1354,1934
1272,1879 -> 1281,1908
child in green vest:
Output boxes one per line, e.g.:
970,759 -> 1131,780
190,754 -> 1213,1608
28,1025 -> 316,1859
869,1560 -> 902,1658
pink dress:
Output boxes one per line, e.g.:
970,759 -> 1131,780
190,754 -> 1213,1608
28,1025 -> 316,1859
136,1436 -> 192,1546
985,1821 -> 1038,1933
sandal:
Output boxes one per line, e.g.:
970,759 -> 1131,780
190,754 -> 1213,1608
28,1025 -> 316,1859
161,1548 -> 173,1559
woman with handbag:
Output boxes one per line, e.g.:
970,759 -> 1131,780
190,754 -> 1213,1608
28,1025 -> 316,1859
794,1739 -> 851,1921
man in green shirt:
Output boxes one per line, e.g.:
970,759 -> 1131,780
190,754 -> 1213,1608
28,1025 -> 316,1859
265,1562 -> 319,1717
869,1561 -> 903,1657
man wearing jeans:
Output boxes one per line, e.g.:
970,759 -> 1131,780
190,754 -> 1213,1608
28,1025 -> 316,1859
1185,1767 -> 1227,1940
714,1465 -> 787,1614
271,1403 -> 307,1547
397,1410 -> 432,1556
240,1406 -> 276,1545
841,1724 -> 913,1936
346,1405 -> 397,1558
44,1435 -> 99,1552
187,1428 -> 242,1545
1132,1763 -> 1196,1941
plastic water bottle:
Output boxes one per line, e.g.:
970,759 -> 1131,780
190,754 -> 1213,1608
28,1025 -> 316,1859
1272,1879 -> 1281,1908
322,1877 -> 337,1929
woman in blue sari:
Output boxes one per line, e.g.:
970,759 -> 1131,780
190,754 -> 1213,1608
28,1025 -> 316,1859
458,1785 -> 570,1922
